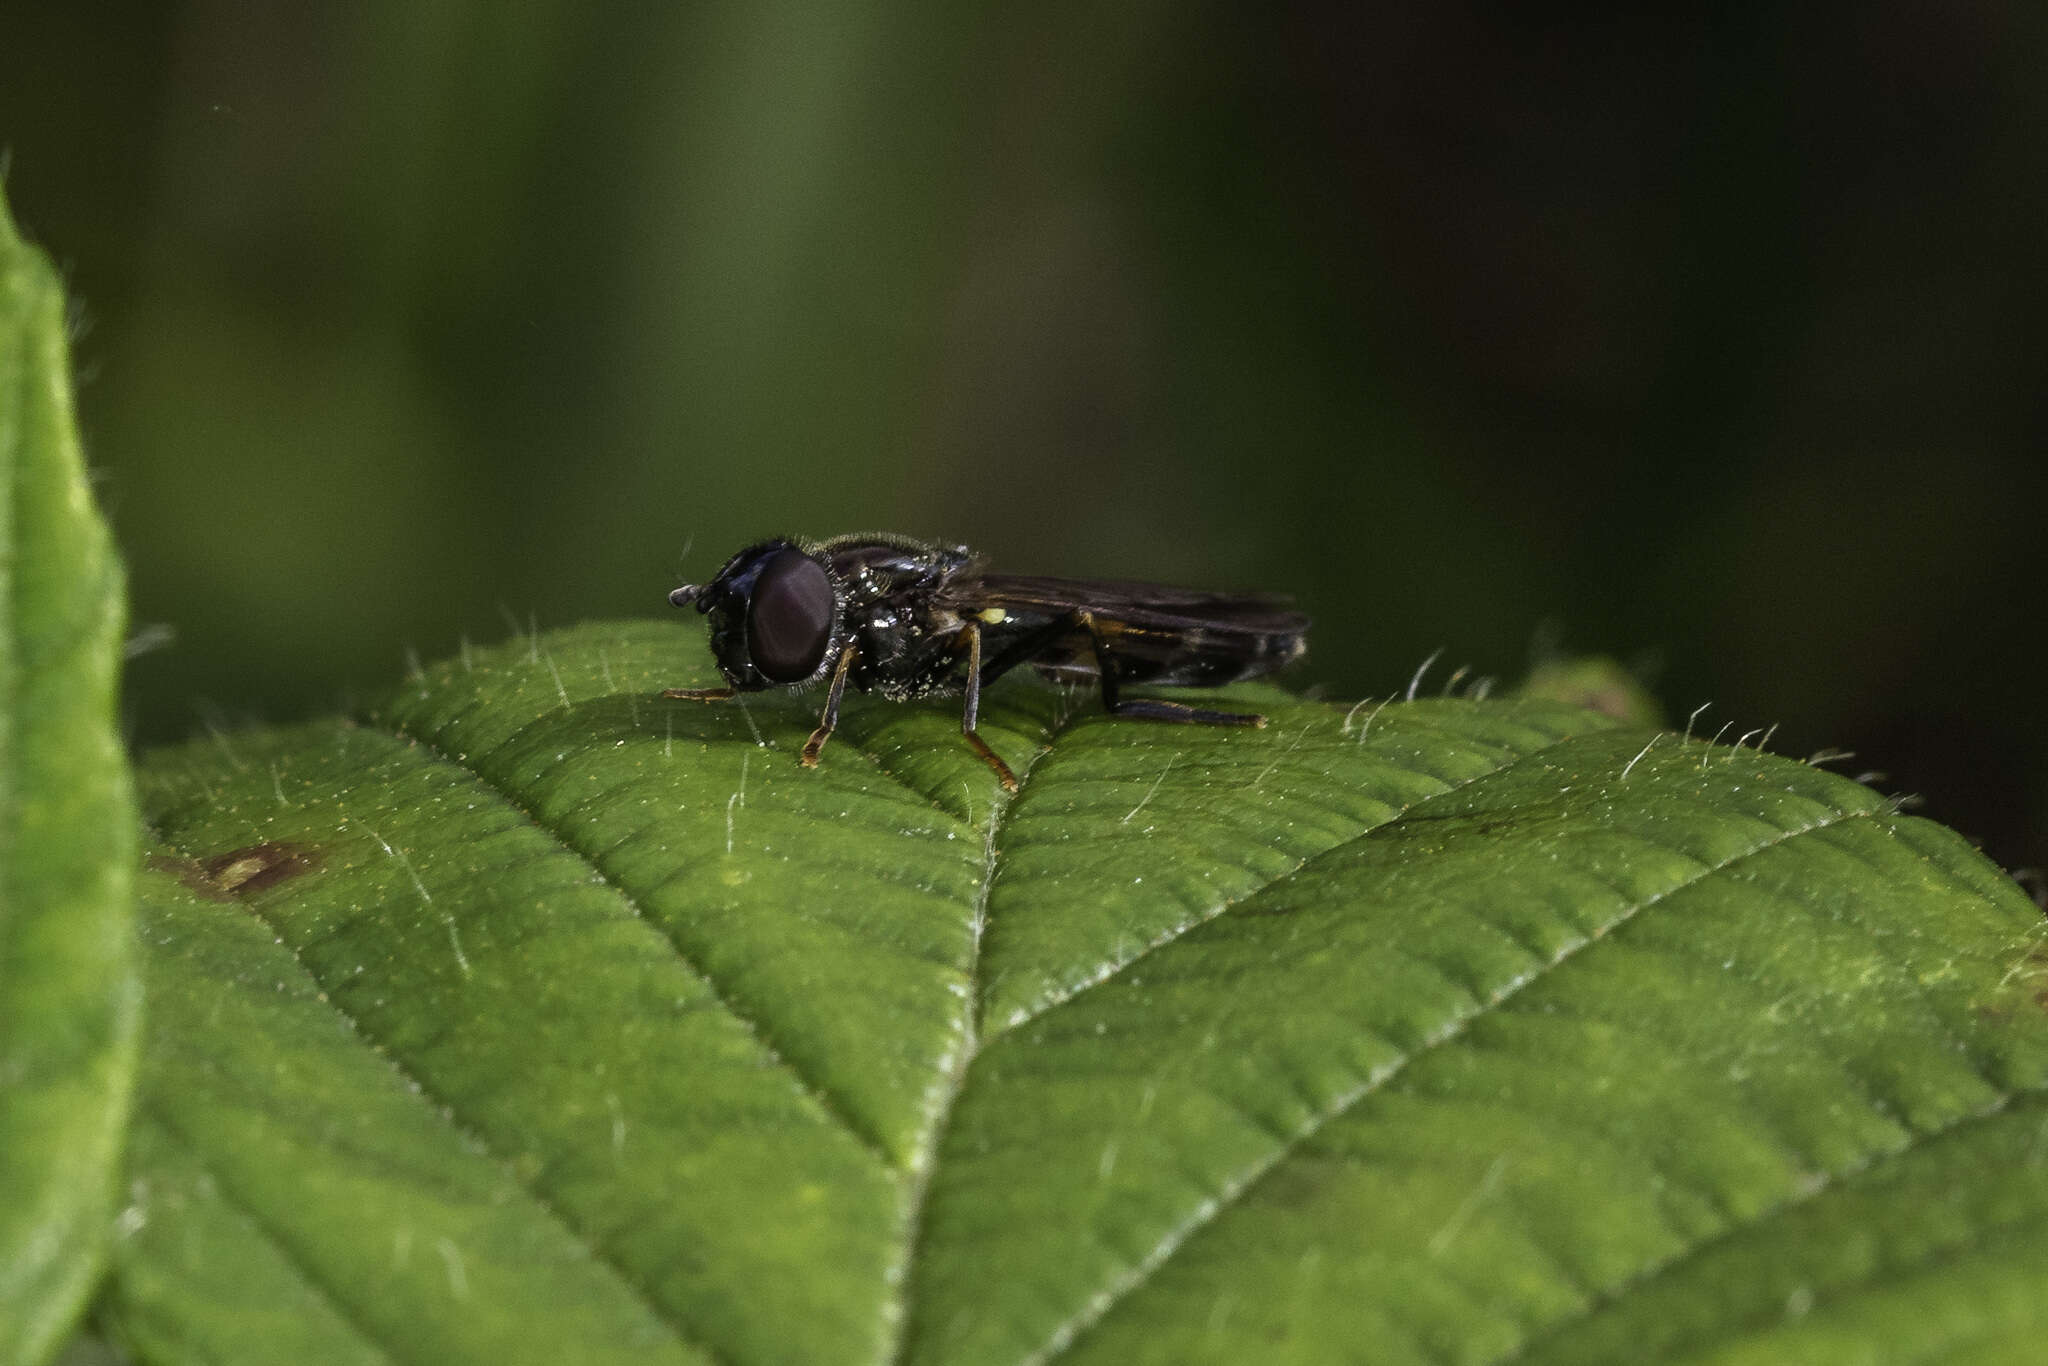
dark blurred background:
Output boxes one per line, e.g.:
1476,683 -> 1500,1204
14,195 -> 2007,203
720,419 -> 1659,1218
4,4 -> 2043,872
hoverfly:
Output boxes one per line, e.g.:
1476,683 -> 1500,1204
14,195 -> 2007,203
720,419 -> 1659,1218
663,533 -> 1308,791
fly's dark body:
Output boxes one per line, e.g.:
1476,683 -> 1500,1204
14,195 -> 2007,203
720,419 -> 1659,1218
664,532 -> 1309,791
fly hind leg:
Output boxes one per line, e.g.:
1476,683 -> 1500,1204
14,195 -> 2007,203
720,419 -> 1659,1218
1106,695 -> 1267,727
1083,613 -> 1267,728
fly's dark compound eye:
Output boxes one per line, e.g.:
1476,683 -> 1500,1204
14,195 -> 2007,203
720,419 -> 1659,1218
747,550 -> 834,682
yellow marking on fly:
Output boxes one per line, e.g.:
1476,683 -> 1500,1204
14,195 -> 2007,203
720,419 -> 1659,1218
977,608 -> 1009,624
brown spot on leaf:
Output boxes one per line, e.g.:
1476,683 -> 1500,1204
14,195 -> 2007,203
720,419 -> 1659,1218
148,842 -> 322,901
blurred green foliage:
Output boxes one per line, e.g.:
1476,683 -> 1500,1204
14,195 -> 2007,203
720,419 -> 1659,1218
0,186 -> 138,1366
2,3 -> 2042,869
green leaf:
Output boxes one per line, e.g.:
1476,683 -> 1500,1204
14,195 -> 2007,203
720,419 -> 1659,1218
113,623 -> 2048,1364
0,195 -> 141,1362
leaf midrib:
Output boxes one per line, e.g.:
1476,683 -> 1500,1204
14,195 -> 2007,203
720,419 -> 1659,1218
880,721 -> 1054,1365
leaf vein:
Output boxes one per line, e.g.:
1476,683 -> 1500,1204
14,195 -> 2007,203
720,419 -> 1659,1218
136,1101 -> 407,1366
143,836 -> 727,1366
1001,726 -> 1604,1033
1029,801 -> 1884,1365
1496,1089 -> 2041,1364
379,716 -> 896,1167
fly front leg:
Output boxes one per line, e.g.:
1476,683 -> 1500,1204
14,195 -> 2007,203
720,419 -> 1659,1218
800,644 -> 859,769
959,621 -> 1020,792
1080,611 -> 1267,728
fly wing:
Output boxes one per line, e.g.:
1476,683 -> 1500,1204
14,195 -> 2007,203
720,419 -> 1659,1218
942,574 -> 1309,687
947,574 -> 1307,635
